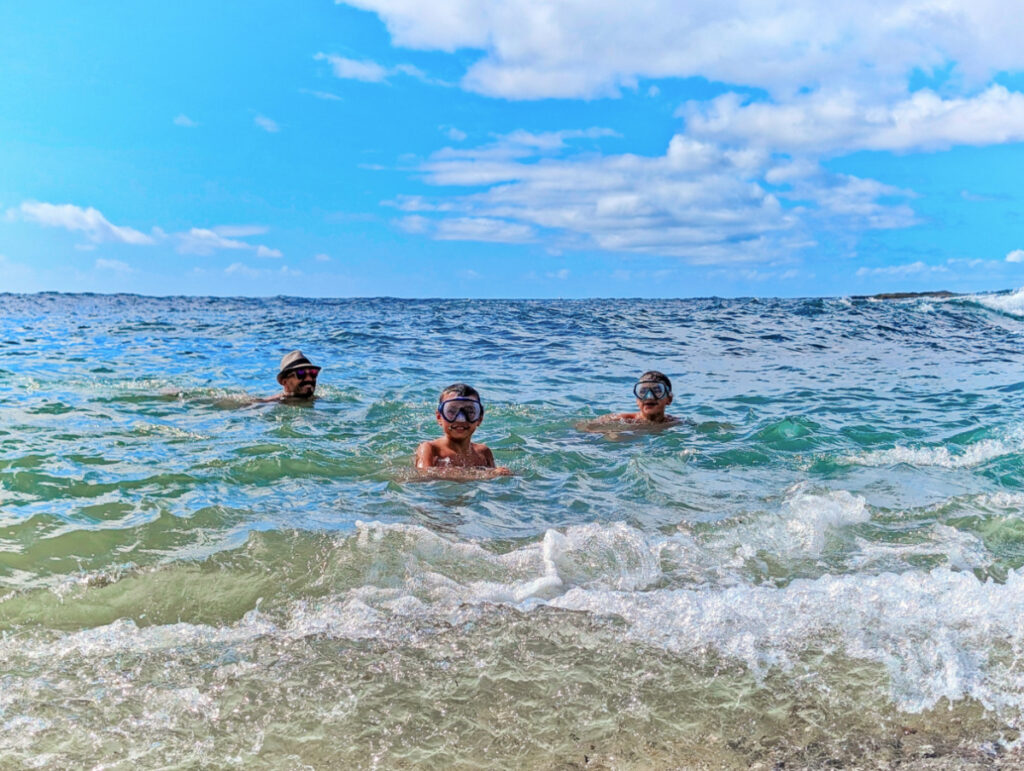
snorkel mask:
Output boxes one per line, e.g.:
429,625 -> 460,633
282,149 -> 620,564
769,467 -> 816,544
633,381 -> 671,401
438,397 -> 484,423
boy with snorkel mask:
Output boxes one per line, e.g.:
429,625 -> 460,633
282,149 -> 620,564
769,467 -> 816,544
580,370 -> 679,430
415,383 -> 512,477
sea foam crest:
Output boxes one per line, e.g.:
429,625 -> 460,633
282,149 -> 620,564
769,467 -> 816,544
845,436 -> 1021,469
967,287 -> 1024,318
718,485 -> 871,562
551,567 -> 1024,717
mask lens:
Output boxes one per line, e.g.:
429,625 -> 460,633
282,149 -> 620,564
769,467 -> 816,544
440,399 -> 482,422
634,382 -> 667,400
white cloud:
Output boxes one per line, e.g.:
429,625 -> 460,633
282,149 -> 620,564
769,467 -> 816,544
177,228 -> 254,255
855,261 -> 949,277
256,245 -> 283,258
391,132 -> 916,263
315,53 -> 442,85
314,253 -> 332,262
212,225 -> 269,237
1007,250 -> 1024,263
12,202 -> 155,245
224,263 -> 302,279
683,85 -> 1024,155
546,268 -> 570,280
300,88 -> 343,101
442,125 -> 467,141
11,201 -> 285,261
340,0 -> 1024,100
316,53 -> 390,82
254,115 -> 280,133
94,258 -> 134,274
173,114 -> 199,128
176,227 -> 282,258
399,216 -> 536,243
431,128 -> 619,162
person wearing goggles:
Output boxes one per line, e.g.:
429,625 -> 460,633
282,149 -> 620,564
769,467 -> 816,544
265,349 -> 321,403
415,383 -> 512,477
580,370 -> 677,431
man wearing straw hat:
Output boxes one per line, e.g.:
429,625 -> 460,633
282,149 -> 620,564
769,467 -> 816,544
262,350 -> 321,403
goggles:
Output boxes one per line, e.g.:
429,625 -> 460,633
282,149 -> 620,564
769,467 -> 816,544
287,367 -> 321,380
438,398 -> 483,423
633,381 -> 670,401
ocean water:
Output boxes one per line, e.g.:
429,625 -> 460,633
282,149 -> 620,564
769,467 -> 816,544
3,292 -> 1024,768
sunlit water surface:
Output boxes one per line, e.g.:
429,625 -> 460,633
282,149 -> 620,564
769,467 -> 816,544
4,292 -> 1024,768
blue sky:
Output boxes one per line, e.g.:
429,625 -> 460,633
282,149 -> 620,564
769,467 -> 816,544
2,0 -> 1023,298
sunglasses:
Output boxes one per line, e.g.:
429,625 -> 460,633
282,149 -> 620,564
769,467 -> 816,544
438,398 -> 483,423
288,367 -> 321,380
633,381 -> 670,400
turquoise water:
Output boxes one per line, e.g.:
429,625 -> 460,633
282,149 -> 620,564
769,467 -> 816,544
3,291 -> 1024,767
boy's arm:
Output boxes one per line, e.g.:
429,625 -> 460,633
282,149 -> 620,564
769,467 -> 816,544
414,441 -> 437,469
481,447 -> 513,476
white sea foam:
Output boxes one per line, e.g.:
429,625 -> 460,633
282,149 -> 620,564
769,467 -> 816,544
551,567 -> 1024,716
16,552 -> 1024,721
968,287 -> 1024,318
762,485 -> 870,555
976,491 -> 1024,509
846,437 -> 1020,469
6,516 -> 1024,723
849,524 -> 991,572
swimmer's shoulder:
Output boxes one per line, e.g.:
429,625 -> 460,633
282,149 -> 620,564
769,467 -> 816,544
474,442 -> 496,467
414,438 -> 444,467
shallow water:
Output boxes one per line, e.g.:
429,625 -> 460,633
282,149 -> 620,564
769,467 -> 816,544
3,291 -> 1024,768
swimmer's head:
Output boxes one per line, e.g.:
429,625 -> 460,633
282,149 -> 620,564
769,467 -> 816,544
436,383 -> 484,434
635,371 -> 671,395
439,382 -> 481,403
277,350 -> 320,398
633,370 -> 672,420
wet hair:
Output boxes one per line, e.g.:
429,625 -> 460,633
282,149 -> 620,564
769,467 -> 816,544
637,370 -> 672,393
438,383 -> 481,403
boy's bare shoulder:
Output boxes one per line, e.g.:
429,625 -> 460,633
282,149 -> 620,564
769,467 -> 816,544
577,412 -> 681,433
576,412 -> 637,431
414,438 -> 442,467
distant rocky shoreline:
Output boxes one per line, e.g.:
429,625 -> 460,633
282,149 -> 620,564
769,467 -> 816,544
852,290 -> 959,300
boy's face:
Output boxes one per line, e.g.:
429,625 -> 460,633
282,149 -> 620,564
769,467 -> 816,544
436,393 -> 484,438
634,381 -> 672,419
